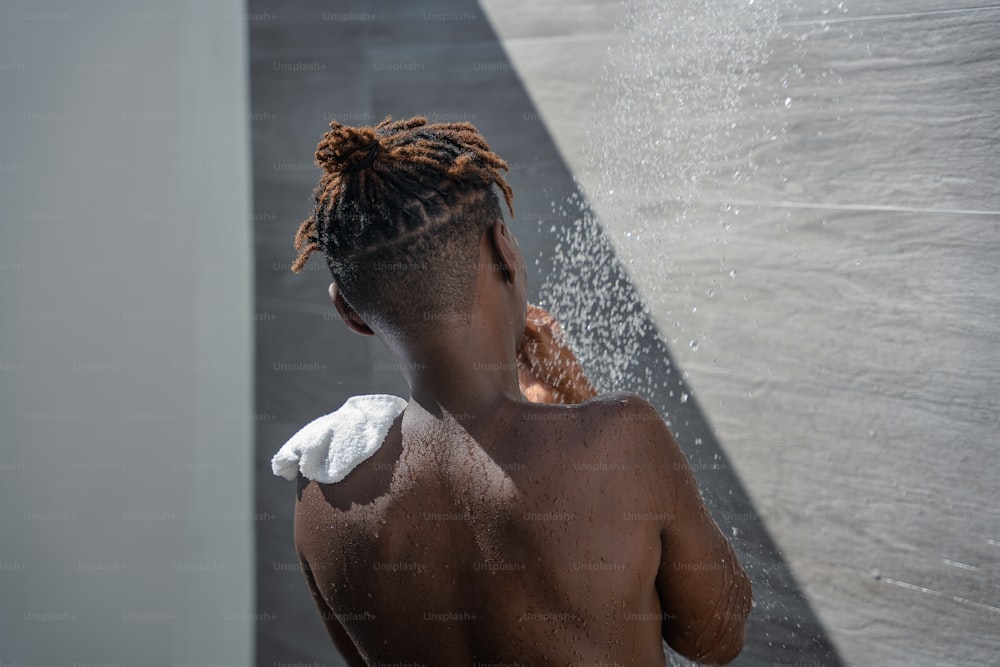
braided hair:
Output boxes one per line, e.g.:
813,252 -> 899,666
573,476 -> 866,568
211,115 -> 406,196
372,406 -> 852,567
291,115 -> 515,332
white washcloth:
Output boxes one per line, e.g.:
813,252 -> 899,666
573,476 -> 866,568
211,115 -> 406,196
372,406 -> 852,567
271,394 -> 408,483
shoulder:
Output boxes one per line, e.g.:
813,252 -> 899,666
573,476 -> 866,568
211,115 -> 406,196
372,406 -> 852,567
514,390 -> 669,440
576,390 -> 670,441
520,391 -> 675,467
572,391 -> 681,484
512,391 -> 651,439
591,390 -> 661,417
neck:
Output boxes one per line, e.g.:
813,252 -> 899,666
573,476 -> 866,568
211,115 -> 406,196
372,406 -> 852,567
395,325 -> 523,421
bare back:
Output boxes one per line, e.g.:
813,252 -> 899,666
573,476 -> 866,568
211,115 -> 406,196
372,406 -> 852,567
293,393 -> 747,665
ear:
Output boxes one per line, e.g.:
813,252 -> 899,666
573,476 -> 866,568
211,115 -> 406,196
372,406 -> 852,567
328,282 -> 375,337
489,219 -> 518,285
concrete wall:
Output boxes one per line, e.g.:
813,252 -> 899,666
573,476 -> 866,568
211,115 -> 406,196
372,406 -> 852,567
4,0 -> 992,664
0,1 -> 253,664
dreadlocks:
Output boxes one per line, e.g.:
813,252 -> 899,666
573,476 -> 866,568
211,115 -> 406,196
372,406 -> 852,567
291,115 -> 516,333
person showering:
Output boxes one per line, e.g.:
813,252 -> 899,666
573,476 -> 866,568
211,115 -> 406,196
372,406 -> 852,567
272,115 -> 752,666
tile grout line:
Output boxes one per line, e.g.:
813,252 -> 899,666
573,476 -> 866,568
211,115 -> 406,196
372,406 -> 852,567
785,555 -> 1000,614
781,4 -> 1000,27
727,199 -> 1000,216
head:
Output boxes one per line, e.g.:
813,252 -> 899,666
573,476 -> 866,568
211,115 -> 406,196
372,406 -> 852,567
290,115 -> 524,346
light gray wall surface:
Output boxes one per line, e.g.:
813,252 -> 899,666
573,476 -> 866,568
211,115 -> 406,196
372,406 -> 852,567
0,1 -> 253,664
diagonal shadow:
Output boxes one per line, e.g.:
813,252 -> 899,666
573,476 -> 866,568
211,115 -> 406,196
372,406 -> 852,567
249,0 -> 843,664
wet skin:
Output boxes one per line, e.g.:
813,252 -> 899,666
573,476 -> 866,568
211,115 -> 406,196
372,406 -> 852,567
291,220 -> 752,665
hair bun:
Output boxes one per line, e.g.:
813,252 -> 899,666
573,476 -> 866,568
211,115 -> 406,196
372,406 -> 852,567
315,122 -> 382,174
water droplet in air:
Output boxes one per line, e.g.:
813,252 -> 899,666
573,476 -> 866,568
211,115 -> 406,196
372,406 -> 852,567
784,97 -> 792,108
680,393 -> 689,403
689,339 -> 699,351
